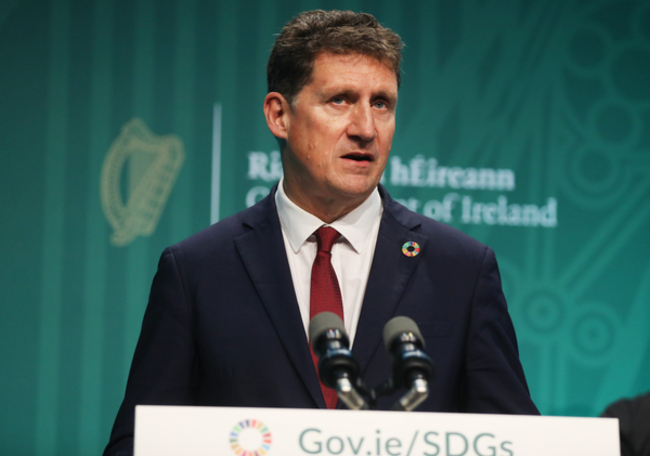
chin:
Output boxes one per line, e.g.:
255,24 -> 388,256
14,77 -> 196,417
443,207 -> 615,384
328,175 -> 381,199
335,185 -> 376,200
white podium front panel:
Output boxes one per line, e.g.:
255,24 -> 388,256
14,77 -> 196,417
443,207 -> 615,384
134,405 -> 619,456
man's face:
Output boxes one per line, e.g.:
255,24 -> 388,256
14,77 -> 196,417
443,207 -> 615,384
279,52 -> 398,219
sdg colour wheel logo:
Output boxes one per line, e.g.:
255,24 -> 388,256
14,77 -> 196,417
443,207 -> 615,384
229,419 -> 272,455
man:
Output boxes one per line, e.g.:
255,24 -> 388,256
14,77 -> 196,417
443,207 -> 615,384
104,10 -> 538,456
601,391 -> 650,456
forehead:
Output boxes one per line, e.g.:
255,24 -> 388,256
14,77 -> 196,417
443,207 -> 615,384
306,52 -> 398,95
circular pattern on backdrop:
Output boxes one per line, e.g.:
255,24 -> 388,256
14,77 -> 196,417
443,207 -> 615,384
569,146 -> 618,194
520,288 -> 568,343
636,4 -> 650,43
589,99 -> 639,147
608,45 -> 650,105
560,144 -> 632,209
564,303 -> 621,367
567,25 -> 613,77
229,419 -> 272,456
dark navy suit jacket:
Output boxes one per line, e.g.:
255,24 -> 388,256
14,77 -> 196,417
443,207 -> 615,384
104,185 -> 538,455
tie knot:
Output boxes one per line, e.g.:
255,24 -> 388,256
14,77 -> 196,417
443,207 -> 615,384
315,226 -> 340,253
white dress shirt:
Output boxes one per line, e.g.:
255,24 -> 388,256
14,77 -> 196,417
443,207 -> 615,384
275,178 -> 383,346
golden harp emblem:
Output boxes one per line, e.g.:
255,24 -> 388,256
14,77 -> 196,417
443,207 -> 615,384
101,118 -> 185,246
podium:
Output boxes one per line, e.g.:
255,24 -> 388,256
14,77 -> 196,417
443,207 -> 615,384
134,405 -> 620,455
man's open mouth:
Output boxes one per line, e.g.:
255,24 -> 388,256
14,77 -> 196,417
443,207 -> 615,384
342,153 -> 373,162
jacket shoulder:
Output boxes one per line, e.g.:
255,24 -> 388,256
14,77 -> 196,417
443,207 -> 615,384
167,188 -> 278,261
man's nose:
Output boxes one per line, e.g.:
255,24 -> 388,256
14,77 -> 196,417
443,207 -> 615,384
347,104 -> 377,143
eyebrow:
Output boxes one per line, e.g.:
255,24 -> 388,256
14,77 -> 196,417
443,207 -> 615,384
318,86 -> 398,103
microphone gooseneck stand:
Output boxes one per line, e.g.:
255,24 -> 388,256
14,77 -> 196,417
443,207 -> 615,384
310,313 -> 435,411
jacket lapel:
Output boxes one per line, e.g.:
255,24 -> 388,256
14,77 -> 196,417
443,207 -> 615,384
352,187 -> 428,375
234,187 -> 325,407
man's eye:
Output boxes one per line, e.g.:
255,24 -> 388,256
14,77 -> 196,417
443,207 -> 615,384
374,100 -> 387,109
331,96 -> 345,104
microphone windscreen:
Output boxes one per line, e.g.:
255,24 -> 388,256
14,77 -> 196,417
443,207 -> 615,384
383,316 -> 425,351
309,312 -> 346,343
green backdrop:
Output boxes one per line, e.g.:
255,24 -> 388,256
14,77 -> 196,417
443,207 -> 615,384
1,0 -> 649,454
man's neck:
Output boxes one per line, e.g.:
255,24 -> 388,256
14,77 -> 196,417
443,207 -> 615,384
282,182 -> 374,224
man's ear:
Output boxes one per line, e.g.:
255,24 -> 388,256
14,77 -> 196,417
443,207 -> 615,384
263,92 -> 291,140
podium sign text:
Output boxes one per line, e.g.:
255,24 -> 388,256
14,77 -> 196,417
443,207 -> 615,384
134,405 -> 619,456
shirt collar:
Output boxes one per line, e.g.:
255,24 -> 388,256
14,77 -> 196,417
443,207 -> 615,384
275,177 -> 382,254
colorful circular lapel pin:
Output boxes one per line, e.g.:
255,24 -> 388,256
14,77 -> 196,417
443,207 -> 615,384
402,241 -> 420,257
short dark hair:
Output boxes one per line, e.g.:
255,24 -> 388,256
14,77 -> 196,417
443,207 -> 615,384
267,10 -> 403,104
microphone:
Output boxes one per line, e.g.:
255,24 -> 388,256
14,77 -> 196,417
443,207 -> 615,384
383,316 -> 435,411
309,312 -> 368,410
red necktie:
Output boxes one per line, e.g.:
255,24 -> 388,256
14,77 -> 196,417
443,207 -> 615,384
310,226 -> 343,409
